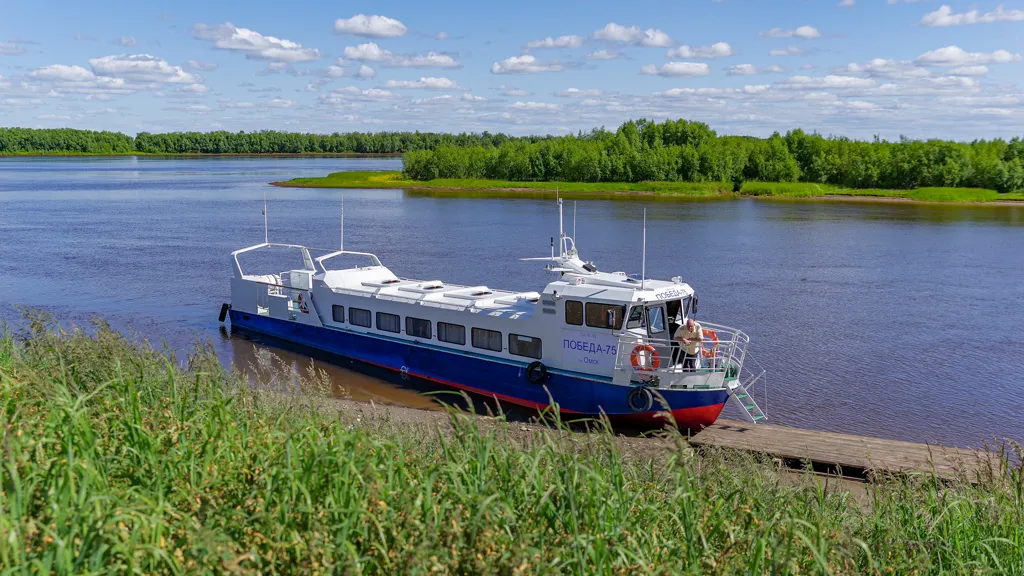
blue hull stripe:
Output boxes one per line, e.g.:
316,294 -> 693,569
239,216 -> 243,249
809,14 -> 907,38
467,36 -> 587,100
230,310 -> 729,420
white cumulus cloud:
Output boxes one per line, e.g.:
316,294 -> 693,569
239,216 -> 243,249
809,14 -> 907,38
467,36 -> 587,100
508,101 -> 559,111
585,49 -> 624,60
842,58 -> 929,79
88,54 -> 200,84
526,35 -> 585,49
341,43 -> 460,68
920,5 -> 1024,27
383,77 -> 465,90
193,22 -> 320,63
726,64 -> 784,76
948,65 -> 989,76
761,26 -> 822,39
668,42 -> 736,59
491,55 -> 564,74
915,46 -> 1020,67
555,88 -> 603,97
356,64 -> 376,78
333,14 -> 408,38
770,46 -> 806,56
593,23 -> 673,47
778,75 -> 876,89
640,62 -> 711,77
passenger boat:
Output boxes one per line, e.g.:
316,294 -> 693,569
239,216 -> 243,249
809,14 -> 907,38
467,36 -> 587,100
222,199 -> 767,430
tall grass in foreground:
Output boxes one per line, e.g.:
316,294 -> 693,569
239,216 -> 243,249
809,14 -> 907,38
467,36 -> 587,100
1,316 -> 1022,574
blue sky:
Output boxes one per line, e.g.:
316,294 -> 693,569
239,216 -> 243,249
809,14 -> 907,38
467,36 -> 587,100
2,0 -> 1024,139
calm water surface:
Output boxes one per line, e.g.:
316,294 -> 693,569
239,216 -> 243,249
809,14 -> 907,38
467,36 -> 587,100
1,156 -> 1022,447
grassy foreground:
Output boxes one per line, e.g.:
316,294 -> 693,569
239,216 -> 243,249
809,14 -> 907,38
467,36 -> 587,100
275,171 -> 1024,204
1,317 -> 1023,574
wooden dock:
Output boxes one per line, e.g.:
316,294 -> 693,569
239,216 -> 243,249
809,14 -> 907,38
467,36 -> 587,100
689,419 -> 996,482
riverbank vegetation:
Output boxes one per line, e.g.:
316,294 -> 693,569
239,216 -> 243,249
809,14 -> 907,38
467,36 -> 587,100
4,122 -> 1024,195
276,170 -> 1024,203
1,315 -> 1022,573
0,127 -> 529,156
400,119 -> 1024,194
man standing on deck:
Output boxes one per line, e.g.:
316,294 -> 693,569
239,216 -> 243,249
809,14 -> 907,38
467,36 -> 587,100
674,317 -> 703,370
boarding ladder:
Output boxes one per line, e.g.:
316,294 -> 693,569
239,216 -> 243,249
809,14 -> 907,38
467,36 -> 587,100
726,353 -> 768,423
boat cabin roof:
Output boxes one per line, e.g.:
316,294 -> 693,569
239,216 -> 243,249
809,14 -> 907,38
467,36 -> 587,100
319,264 -> 542,318
232,243 -> 694,321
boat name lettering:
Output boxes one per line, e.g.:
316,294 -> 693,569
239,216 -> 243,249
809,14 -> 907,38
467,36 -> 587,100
655,288 -> 686,300
562,339 -> 617,356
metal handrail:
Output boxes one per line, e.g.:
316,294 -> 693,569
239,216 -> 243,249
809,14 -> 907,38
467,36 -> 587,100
613,322 -> 750,377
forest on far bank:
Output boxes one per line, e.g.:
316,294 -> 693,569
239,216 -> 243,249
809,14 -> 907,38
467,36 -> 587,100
3,121 -> 1023,192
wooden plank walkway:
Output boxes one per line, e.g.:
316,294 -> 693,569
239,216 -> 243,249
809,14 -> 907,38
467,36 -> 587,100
689,419 -> 996,482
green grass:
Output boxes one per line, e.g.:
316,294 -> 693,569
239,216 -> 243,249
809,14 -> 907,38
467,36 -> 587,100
277,170 -> 731,198
1,314 -> 1022,574
276,171 -> 1024,204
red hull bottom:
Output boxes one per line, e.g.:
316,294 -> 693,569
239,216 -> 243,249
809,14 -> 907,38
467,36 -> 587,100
601,403 -> 727,431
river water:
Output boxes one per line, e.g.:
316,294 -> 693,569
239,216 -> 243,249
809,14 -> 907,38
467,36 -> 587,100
1,156 -> 1022,447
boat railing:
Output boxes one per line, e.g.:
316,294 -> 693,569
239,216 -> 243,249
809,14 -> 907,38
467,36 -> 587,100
613,321 -> 750,378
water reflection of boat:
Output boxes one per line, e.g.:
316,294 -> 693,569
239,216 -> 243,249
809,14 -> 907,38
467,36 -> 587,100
222,200 -> 767,430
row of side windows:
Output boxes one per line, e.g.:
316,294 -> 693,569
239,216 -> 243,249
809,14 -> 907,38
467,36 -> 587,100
331,305 -> 541,359
564,300 -> 626,330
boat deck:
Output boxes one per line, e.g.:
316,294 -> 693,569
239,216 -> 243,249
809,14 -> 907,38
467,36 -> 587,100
689,419 -> 998,482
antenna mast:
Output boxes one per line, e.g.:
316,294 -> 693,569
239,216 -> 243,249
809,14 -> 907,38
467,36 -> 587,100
557,196 -> 564,257
641,208 -> 647,290
573,201 -> 577,246
263,190 -> 269,244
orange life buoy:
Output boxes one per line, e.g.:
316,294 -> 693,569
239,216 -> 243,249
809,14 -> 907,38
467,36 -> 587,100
630,344 -> 660,371
297,294 -> 310,314
701,329 -> 719,358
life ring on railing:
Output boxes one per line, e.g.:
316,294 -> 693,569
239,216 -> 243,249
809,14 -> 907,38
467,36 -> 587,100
630,344 -> 660,371
701,329 -> 719,358
626,386 -> 654,413
297,294 -> 310,314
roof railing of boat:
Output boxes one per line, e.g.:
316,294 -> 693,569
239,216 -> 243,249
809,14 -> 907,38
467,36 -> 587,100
315,249 -> 383,272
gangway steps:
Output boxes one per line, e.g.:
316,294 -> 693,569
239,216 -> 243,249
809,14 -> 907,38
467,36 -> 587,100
727,376 -> 767,423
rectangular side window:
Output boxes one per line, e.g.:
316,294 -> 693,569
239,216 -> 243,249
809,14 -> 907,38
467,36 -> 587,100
565,300 -> 583,326
376,312 -> 400,333
332,305 -> 345,323
349,307 -> 371,328
437,322 -> 466,345
471,328 -> 503,352
406,317 -> 431,339
509,334 -> 542,359
585,303 -> 626,330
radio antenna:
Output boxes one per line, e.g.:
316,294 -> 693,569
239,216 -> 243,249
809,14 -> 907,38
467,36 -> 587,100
573,201 -> 577,245
263,190 -> 269,244
641,207 -> 647,291
340,193 -> 345,251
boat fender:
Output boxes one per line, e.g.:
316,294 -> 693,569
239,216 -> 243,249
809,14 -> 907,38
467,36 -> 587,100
525,361 -> 549,384
218,303 -> 231,323
626,386 -> 654,413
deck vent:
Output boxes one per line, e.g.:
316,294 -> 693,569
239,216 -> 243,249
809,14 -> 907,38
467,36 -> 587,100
424,285 -> 443,290
381,279 -> 400,284
471,291 -> 493,296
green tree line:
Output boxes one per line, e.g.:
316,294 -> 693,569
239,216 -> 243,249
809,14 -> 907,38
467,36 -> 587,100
3,122 -> 1023,192
403,119 -> 1024,193
0,127 -> 538,155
